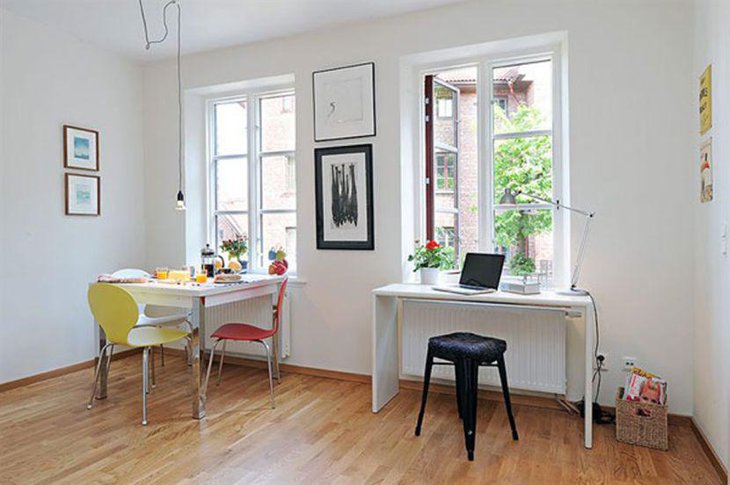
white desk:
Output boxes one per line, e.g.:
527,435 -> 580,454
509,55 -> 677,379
93,275 -> 285,420
371,283 -> 596,449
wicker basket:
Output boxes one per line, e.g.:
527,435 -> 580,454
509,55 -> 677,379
615,387 -> 668,450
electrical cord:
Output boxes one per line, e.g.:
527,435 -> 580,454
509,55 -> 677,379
138,0 -> 184,194
576,288 -> 614,424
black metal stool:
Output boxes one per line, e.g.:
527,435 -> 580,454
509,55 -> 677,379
414,332 -> 518,461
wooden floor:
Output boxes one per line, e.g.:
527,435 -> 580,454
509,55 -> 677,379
0,354 -> 722,485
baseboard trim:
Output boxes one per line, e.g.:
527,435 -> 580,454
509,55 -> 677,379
690,417 -> 728,483
0,348 -> 142,394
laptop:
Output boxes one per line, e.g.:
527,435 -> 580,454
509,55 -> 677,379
433,253 -> 505,295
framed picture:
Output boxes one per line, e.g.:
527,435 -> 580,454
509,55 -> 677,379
65,173 -> 100,216
699,64 -> 712,135
313,62 -> 376,142
315,144 -> 374,250
700,138 -> 713,203
64,125 -> 99,171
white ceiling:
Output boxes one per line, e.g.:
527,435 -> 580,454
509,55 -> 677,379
2,0 -> 464,62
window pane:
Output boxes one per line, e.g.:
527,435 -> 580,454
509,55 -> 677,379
494,208 -> 553,283
261,155 -> 296,210
216,157 -> 248,211
434,82 -> 457,147
261,212 -> 297,272
261,94 -> 295,152
215,101 -> 247,156
493,135 -> 552,205
216,213 -> 249,251
435,152 -> 456,191
492,60 -> 552,134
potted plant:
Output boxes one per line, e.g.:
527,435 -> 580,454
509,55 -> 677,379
408,240 -> 451,285
220,236 -> 248,273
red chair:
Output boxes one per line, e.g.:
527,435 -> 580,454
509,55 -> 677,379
204,278 -> 287,408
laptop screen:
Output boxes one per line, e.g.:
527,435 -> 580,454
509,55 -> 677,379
459,253 -> 505,289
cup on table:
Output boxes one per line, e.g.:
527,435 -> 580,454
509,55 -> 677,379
195,271 -> 208,284
155,267 -> 169,279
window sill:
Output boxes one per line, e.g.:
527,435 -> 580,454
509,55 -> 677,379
246,269 -> 306,287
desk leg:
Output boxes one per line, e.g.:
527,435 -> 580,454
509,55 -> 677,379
95,324 -> 109,400
584,302 -> 595,449
372,294 -> 399,412
191,297 -> 206,419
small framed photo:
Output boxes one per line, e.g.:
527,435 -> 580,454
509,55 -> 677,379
313,62 -> 376,142
64,125 -> 99,171
65,173 -> 100,216
315,144 -> 374,250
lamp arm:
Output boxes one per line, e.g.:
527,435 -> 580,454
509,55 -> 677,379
570,212 -> 593,289
516,191 -> 594,217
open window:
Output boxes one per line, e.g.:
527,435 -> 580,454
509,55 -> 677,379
422,54 -> 562,285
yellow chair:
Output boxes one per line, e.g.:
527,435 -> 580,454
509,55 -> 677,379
87,283 -> 190,425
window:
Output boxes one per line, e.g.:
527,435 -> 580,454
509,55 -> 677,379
436,97 -> 453,118
210,91 -> 297,272
423,54 -> 562,284
492,60 -> 554,282
494,95 -> 508,114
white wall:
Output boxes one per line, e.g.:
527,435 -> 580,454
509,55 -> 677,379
143,0 -> 697,413
0,10 -> 146,383
693,0 -> 730,469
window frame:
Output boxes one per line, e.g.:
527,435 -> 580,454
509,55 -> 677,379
417,45 -> 566,286
207,86 -> 296,273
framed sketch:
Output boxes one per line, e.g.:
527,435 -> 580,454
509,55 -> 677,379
65,173 -> 100,216
315,144 -> 374,250
64,125 -> 99,171
313,62 -> 376,142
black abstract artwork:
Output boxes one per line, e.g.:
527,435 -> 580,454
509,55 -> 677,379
330,163 -> 358,227
315,144 -> 374,250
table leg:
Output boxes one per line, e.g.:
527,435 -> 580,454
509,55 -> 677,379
584,302 -> 595,449
191,297 -> 206,419
372,294 -> 399,412
95,324 -> 109,400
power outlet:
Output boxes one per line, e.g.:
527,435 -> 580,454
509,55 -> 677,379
622,357 -> 636,371
596,352 -> 608,371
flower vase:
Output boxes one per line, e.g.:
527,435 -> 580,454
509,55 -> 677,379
420,267 -> 441,285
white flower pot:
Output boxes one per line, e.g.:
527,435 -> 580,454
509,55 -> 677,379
420,268 -> 441,285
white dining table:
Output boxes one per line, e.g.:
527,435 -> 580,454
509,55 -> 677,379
92,274 -> 285,419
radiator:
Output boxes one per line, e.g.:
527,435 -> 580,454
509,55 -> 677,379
401,299 -> 566,394
202,291 -> 291,360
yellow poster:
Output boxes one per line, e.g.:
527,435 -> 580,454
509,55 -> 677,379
700,64 -> 712,135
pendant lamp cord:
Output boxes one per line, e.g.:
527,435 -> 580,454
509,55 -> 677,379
138,0 -> 184,193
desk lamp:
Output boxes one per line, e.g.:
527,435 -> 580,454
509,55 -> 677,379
499,188 -> 595,296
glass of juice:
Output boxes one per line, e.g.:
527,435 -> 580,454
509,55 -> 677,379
155,267 -> 169,279
195,271 -> 208,284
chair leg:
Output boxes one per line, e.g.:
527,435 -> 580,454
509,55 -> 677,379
260,340 -> 276,409
160,344 -> 165,367
203,339 -> 221,397
497,356 -> 519,441
217,340 -> 227,385
142,347 -> 150,426
272,335 -> 281,383
457,359 -> 479,461
415,348 -> 434,436
454,360 -> 465,420
87,343 -> 111,409
149,347 -> 156,390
